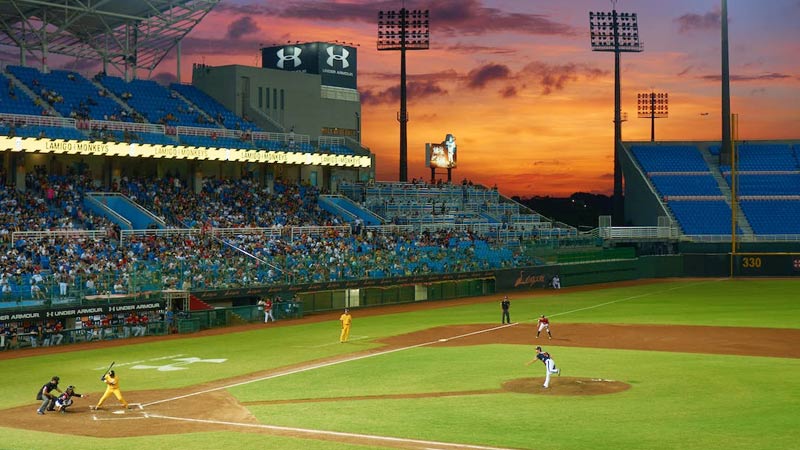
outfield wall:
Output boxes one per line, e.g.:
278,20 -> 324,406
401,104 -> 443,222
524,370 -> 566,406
4,254 -> 797,343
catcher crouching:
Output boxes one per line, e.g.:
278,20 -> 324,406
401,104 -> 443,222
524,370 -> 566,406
55,386 -> 87,413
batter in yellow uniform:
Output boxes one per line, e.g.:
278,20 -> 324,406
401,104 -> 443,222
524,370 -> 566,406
93,370 -> 128,409
339,308 -> 352,343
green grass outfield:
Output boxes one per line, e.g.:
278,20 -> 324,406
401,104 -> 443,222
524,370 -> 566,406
2,278 -> 799,450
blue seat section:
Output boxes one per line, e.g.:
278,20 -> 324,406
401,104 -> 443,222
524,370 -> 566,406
0,73 -> 42,115
725,174 -> 800,196
170,84 -> 260,131
630,145 -> 709,172
668,201 -> 734,235
86,193 -> 162,229
720,144 -> 797,172
740,201 -> 800,234
6,66 -> 124,120
98,75 -> 207,127
319,196 -> 382,225
649,174 -> 721,196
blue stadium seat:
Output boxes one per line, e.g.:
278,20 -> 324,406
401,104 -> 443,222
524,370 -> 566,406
668,200 -> 736,235
650,174 -> 721,196
631,145 -> 709,172
740,201 -> 800,235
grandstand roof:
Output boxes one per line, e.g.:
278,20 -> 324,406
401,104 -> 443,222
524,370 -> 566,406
0,0 -> 219,76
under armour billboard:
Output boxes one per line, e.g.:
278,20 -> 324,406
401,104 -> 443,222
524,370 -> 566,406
261,42 -> 358,89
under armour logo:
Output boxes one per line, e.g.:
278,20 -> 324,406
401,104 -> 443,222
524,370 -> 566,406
277,47 -> 302,69
326,46 -> 349,69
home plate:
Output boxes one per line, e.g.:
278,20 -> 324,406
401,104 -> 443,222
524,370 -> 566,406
112,410 -> 126,415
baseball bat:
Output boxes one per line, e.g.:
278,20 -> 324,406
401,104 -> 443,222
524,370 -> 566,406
100,361 -> 115,380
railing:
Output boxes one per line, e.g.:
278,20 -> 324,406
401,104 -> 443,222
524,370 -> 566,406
176,125 -> 236,138
0,112 -> 76,128
252,130 -> 311,146
11,229 -> 109,241
288,225 -> 350,241
319,135 -> 345,147
599,226 -> 679,240
684,234 -> 800,242
89,119 -> 165,134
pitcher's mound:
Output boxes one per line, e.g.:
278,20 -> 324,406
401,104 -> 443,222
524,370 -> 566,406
502,377 -> 631,396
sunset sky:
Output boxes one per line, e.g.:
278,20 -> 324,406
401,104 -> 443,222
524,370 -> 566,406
8,1 -> 800,197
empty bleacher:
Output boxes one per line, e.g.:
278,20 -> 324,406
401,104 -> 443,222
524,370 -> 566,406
630,145 -> 709,172
629,142 -> 800,237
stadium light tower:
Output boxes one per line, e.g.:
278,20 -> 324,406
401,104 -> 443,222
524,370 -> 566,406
637,92 -> 668,142
590,4 -> 643,225
377,7 -> 430,182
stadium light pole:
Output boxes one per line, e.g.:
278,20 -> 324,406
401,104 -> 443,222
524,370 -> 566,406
590,4 -> 643,225
637,92 -> 668,142
720,0 -> 732,166
378,7 -> 430,182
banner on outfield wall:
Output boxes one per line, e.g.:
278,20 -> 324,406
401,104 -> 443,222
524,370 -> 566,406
262,42 -> 357,89
193,271 -> 496,301
495,267 -> 554,291
0,136 -> 371,168
0,301 -> 164,322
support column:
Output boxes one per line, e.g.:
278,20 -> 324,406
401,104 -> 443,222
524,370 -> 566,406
176,39 -> 182,83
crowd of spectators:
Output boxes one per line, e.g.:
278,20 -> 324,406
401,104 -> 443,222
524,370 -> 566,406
0,171 -> 532,304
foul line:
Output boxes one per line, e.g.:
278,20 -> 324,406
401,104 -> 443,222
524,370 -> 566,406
145,413 -> 516,450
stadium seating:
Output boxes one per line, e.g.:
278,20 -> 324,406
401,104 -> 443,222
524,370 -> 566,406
649,174 -> 722,197
739,200 -> 800,235
0,73 -> 42,115
719,143 -> 797,172
726,174 -> 800,196
170,83 -> 260,132
6,66 -> 124,120
630,145 -> 709,172
98,75 -> 207,127
667,200 -> 737,235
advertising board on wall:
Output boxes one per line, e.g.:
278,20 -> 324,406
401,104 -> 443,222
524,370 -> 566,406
261,42 -> 358,89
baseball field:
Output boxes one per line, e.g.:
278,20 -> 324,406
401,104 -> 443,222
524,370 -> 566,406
1,278 -> 798,450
